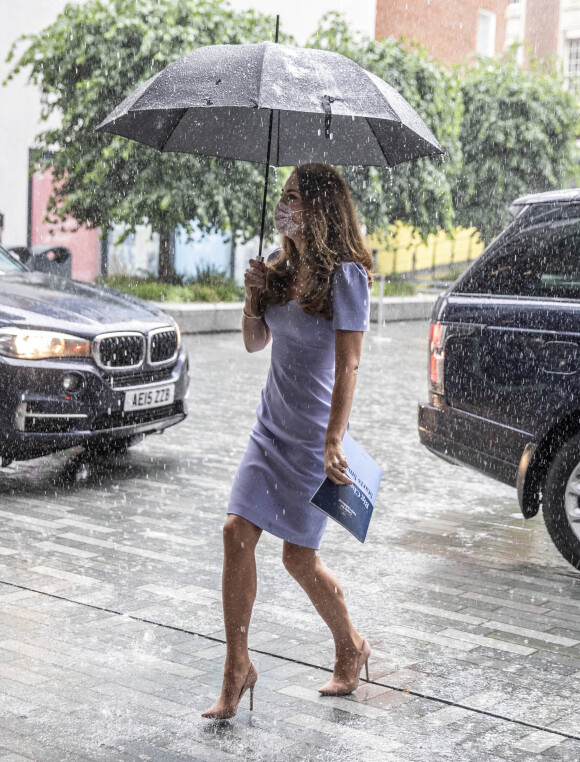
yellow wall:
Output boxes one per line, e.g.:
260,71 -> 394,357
368,222 -> 485,276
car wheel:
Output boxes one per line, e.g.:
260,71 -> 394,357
84,435 -> 143,457
543,433 -> 580,569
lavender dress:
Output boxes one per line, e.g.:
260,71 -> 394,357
227,259 -> 370,549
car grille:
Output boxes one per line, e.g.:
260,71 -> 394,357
24,417 -> 84,434
150,329 -> 178,364
91,401 -> 184,431
95,333 -> 145,369
106,367 -> 174,389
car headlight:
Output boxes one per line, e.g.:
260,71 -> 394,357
0,328 -> 92,360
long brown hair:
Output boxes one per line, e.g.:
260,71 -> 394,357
260,164 -> 373,320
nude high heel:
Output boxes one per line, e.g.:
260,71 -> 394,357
318,639 -> 371,696
201,662 -> 258,719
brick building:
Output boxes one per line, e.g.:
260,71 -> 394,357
376,1 -> 578,92
376,0 -> 508,63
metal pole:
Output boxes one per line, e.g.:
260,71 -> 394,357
256,15 -> 280,263
377,274 -> 385,339
431,238 -> 437,277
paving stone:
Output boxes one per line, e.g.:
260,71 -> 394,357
513,729 -> 567,753
457,689 -> 510,711
424,705 -> 475,726
284,712 -> 402,753
459,591 -> 551,615
399,601 -> 486,626
513,704 -> 574,727
384,624 -> 479,652
541,739 -> 580,759
365,688 -> 417,711
278,685 -> 387,719
438,627 -> 537,655
90,681 -> 195,717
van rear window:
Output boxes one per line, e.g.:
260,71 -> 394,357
459,222 -> 580,300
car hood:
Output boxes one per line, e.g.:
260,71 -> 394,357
0,272 -> 173,336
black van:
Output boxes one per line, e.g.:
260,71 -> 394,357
418,189 -> 580,569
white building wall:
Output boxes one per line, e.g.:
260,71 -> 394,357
560,0 -> 580,90
504,0 -> 526,65
0,0 -> 71,247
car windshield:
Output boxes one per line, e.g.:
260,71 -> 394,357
0,245 -> 27,274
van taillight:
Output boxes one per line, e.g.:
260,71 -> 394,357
429,322 -> 446,393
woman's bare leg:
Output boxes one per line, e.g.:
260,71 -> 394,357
202,514 -> 262,716
282,541 -> 365,685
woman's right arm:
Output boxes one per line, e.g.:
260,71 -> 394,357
242,259 -> 271,353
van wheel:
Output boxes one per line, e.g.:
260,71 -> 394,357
543,434 -> 580,569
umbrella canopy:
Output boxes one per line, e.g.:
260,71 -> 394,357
96,41 -> 443,168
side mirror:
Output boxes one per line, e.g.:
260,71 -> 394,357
46,247 -> 70,265
8,246 -> 31,264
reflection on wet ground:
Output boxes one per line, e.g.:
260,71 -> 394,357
0,447 -> 178,495
1,323 -> 579,760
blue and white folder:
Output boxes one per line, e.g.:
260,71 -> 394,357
310,432 -> 382,543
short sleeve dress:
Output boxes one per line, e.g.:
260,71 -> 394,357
227,257 -> 370,549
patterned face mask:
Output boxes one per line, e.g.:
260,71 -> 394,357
274,201 -> 301,236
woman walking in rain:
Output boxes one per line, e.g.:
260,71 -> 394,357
202,163 -> 373,720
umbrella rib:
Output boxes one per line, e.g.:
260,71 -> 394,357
256,43 -> 269,113
366,117 -> 395,169
158,109 -> 189,153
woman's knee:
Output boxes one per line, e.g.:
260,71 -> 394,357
282,542 -> 317,579
223,514 -> 261,552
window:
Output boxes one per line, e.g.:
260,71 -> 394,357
0,246 -> 26,274
476,9 -> 497,57
567,39 -> 580,94
459,216 -> 580,300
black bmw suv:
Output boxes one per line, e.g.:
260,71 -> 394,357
0,245 -> 188,465
418,189 -> 580,569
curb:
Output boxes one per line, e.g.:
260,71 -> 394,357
152,294 -> 438,334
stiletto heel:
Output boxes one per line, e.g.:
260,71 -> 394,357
318,639 -> 371,696
202,662 -> 258,719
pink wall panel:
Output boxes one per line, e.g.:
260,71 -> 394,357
30,169 -> 100,282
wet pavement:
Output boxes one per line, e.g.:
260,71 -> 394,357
1,321 -> 580,761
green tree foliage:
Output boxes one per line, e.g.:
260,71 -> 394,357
5,0 -> 288,279
453,55 -> 580,242
310,13 -> 463,238
8,2 -> 576,280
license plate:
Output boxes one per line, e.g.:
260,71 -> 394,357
124,383 -> 175,412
